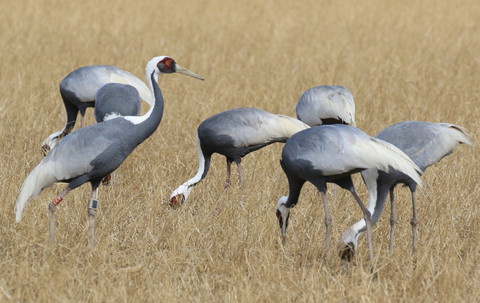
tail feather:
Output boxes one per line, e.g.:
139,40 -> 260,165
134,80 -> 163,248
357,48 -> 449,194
15,161 -> 56,222
370,137 -> 423,186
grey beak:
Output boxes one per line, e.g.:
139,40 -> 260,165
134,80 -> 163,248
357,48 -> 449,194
175,64 -> 204,80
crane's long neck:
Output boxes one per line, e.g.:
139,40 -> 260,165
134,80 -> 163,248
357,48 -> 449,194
124,72 -> 164,142
143,72 -> 164,135
190,132 -> 211,184
342,169 -> 391,247
356,169 -> 393,233
285,177 -> 305,208
170,133 -> 211,201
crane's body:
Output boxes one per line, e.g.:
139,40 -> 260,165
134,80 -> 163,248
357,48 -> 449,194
276,125 -> 423,264
296,85 -> 355,127
41,65 -> 153,154
341,121 -> 471,260
169,108 -> 310,207
94,83 -> 141,122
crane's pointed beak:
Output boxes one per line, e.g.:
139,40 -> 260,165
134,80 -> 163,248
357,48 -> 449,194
175,64 -> 204,80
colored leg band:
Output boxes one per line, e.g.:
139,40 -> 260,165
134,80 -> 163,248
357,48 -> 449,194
52,196 -> 63,206
89,199 -> 98,210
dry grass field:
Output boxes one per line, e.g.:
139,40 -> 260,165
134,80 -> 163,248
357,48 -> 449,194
1,0 -> 479,302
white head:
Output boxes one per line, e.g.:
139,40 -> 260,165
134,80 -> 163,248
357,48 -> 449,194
169,184 -> 194,208
41,131 -> 62,156
339,226 -> 362,262
145,56 -> 204,84
276,196 -> 290,242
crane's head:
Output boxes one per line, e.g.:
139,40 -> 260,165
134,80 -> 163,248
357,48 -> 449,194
338,226 -> 361,262
338,242 -> 356,262
41,131 -> 62,156
146,56 -> 204,81
276,196 -> 290,245
169,184 -> 193,208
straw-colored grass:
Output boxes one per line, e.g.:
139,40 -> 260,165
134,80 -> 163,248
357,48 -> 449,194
1,0 -> 478,302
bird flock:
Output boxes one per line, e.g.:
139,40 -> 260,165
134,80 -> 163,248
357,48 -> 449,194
15,56 -> 471,268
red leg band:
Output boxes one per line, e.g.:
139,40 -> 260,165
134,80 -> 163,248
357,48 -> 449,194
52,196 -> 63,206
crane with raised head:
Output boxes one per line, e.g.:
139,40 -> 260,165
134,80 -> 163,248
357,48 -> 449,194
16,56 -> 203,247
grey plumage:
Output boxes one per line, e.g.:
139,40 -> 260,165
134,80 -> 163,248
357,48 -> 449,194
276,125 -> 423,264
94,83 -> 141,122
169,107 -> 310,207
296,85 -> 355,127
341,121 -> 472,260
41,65 -> 153,154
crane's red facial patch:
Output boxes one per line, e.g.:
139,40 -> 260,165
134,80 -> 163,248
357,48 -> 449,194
158,57 -> 176,73
339,242 -> 355,262
169,194 -> 184,208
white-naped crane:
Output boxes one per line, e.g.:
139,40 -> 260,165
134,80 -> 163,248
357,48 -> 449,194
94,83 -> 142,186
169,108 -> 310,208
276,124 -> 423,265
16,56 -> 203,248
340,121 -> 471,261
295,85 -> 355,127
41,64 -> 154,155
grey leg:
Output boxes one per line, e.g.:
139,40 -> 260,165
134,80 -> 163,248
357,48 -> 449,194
320,191 -> 332,256
389,188 -> 396,252
79,112 -> 85,128
48,187 -> 71,244
237,162 -> 244,187
224,160 -> 232,189
88,187 -> 99,248
350,189 -> 374,267
410,190 -> 418,254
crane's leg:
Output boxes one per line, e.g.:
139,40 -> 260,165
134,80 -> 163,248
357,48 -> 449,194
410,190 -> 418,254
236,163 -> 244,188
350,189 -> 374,267
224,160 -> 232,189
236,162 -> 248,206
330,184 -> 337,197
216,160 -> 233,215
88,183 -> 101,248
320,191 -> 332,256
79,112 -> 86,128
49,187 -> 71,244
389,187 -> 396,252
59,100 -> 79,138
